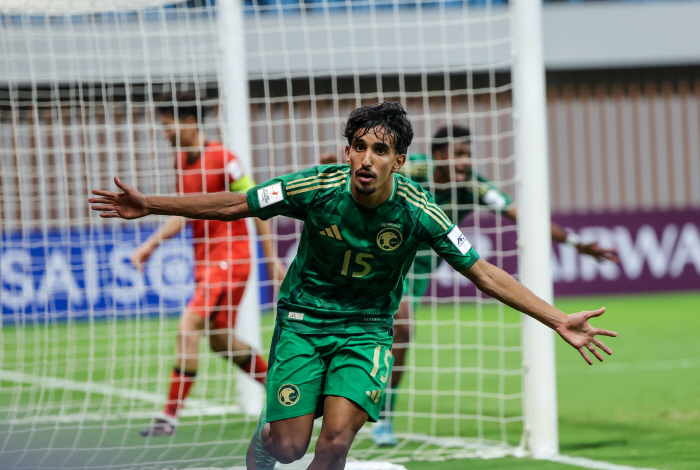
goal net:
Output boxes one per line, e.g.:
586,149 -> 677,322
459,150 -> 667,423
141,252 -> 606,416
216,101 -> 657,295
0,0 -> 530,468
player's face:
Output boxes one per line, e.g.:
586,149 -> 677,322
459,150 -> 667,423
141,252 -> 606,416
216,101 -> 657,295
160,114 -> 199,150
434,140 -> 472,183
345,127 -> 405,204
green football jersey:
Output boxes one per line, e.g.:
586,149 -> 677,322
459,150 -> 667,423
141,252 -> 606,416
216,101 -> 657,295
400,153 -> 512,222
399,153 -> 513,300
246,164 -> 480,334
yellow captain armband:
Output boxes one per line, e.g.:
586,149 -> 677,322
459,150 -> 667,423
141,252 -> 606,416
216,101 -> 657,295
229,175 -> 256,193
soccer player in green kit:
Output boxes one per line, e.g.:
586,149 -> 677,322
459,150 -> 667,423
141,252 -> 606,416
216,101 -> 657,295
90,102 -> 617,470
321,124 -> 620,445
379,125 -> 620,444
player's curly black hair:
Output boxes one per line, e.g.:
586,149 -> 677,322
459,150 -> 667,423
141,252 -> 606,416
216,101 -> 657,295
156,90 -> 205,122
431,125 -> 471,155
343,102 -> 414,155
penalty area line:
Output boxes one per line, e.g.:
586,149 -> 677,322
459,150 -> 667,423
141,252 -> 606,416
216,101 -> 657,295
0,369 -> 241,424
547,454 -> 661,470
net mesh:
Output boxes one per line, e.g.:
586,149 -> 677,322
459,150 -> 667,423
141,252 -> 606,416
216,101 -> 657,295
0,0 -> 524,467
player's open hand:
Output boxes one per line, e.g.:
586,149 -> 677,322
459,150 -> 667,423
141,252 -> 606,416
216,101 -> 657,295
555,307 -> 617,365
577,242 -> 619,264
89,177 -> 149,220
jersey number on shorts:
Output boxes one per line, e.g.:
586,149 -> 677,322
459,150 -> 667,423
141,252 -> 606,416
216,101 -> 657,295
341,250 -> 374,278
370,345 -> 393,384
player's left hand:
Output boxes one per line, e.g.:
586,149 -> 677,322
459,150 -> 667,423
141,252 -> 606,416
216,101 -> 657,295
555,307 -> 617,365
89,177 -> 149,219
576,242 -> 619,264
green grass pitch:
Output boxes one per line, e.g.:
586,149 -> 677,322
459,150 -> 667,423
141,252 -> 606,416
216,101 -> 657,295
0,291 -> 698,469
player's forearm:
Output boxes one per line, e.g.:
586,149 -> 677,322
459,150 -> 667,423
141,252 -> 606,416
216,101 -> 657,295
550,222 -> 569,244
146,192 -> 252,221
505,207 -> 573,246
462,259 -> 566,330
503,206 -> 577,244
144,216 -> 184,248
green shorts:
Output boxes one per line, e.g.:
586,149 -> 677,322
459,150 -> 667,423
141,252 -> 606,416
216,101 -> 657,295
266,324 -> 394,423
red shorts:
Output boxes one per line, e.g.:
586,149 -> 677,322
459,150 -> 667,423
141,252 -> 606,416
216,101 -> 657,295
187,260 -> 251,331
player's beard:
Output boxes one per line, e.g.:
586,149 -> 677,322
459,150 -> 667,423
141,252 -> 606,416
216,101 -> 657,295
354,168 -> 378,195
355,183 -> 377,195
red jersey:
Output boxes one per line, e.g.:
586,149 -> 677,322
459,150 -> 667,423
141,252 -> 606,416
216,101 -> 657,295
175,141 -> 255,264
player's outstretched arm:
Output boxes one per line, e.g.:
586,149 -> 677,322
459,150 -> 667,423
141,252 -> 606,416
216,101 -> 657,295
89,176 -> 253,221
461,258 -> 617,365
503,207 -> 619,263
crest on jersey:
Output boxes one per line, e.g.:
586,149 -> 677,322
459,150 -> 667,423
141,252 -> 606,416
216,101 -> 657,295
377,227 -> 403,251
278,383 -> 300,406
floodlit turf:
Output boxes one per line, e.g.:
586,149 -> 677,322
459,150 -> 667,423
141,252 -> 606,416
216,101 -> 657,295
1,291 -> 698,469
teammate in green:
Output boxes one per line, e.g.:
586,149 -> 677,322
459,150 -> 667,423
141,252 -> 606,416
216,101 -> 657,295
89,102 -> 617,470
376,125 -> 620,444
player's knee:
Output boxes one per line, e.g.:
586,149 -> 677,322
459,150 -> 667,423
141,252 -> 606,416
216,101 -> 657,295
180,310 -> 206,332
208,334 -> 225,352
273,441 -> 308,464
270,424 -> 311,464
314,429 -> 353,460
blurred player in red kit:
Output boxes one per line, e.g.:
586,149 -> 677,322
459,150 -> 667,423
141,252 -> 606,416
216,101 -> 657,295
135,91 -> 286,436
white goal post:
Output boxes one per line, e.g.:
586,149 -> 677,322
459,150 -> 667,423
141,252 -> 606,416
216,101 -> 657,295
511,0 -> 560,458
218,0 -> 265,418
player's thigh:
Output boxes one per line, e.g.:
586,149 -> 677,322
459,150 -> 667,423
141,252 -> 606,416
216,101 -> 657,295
207,266 -> 250,339
324,330 -> 394,423
314,396 -> 368,456
187,269 -> 227,325
179,308 -> 206,333
268,412 -> 315,459
266,326 -> 326,423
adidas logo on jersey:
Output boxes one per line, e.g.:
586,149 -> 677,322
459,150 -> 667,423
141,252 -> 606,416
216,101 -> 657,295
319,224 -> 343,240
366,389 -> 383,404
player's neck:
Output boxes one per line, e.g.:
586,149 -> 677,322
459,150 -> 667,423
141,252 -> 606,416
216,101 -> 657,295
350,175 -> 394,208
185,134 -> 207,164
432,167 -> 450,186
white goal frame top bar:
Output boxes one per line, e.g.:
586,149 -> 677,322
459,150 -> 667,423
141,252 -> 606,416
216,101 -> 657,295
0,7 -> 511,83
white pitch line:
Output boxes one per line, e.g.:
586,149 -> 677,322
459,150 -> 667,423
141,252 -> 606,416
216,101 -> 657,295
188,455 -> 408,470
0,369 -> 241,424
558,358 -> 700,374
0,369 -> 163,404
6,404 -> 243,425
548,454 -> 662,470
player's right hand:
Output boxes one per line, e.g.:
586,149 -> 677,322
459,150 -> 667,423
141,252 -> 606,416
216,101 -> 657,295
89,177 -> 149,220
131,244 -> 155,272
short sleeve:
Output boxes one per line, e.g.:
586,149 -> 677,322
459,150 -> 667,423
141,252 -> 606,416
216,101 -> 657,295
246,166 -> 346,221
428,225 -> 480,272
246,177 -> 303,221
403,181 -> 480,272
